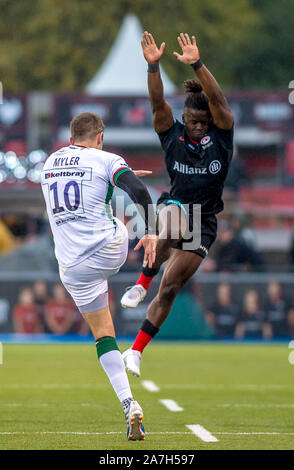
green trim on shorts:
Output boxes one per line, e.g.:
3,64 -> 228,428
96,336 -> 119,359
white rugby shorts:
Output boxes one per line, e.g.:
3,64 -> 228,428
59,218 -> 128,313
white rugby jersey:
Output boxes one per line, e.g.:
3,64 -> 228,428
41,145 -> 131,268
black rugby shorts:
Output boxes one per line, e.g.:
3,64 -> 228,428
156,192 -> 217,258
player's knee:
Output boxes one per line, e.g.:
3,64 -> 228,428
159,282 -> 181,306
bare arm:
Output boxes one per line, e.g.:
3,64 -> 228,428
141,31 -> 174,133
174,33 -> 234,130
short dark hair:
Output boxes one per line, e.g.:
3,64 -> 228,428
70,112 -> 104,142
183,80 -> 210,114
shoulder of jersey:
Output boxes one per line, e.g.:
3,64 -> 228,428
81,147 -> 121,162
45,146 -> 120,166
174,119 -> 184,130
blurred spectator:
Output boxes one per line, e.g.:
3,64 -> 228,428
287,308 -> 294,338
0,227 -> 58,273
0,297 -> 10,330
209,219 -> 266,273
205,283 -> 240,338
263,281 -> 292,338
235,289 -> 270,340
288,232 -> 294,271
2,214 -> 45,242
32,280 -> 49,320
229,213 -> 256,248
2,214 -> 29,239
24,216 -> 46,243
44,284 -> 76,334
224,146 -> 250,196
13,287 -> 43,334
0,219 -> 17,255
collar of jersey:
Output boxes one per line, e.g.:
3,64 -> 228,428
69,144 -> 88,149
183,130 -> 205,159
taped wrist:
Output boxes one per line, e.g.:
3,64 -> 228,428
148,62 -> 160,73
191,59 -> 203,71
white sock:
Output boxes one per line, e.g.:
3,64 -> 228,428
99,350 -> 133,404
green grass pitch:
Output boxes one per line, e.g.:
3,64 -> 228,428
0,342 -> 293,450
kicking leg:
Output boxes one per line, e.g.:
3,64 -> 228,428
82,302 -> 145,440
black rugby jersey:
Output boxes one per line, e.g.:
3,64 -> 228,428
158,120 -> 234,215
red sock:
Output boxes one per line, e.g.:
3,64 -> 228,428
136,272 -> 154,290
132,330 -> 153,354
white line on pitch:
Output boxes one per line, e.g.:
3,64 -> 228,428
1,383 -> 292,391
0,403 -> 103,408
218,404 -> 294,408
215,432 -> 294,436
161,384 -> 290,391
141,380 -> 160,392
1,430 -> 294,437
0,431 -> 191,436
186,425 -> 219,442
2,402 -> 293,410
160,399 -> 183,412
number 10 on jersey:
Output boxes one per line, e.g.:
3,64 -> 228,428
50,180 -> 81,214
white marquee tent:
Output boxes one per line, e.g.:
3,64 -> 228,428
86,14 -> 176,96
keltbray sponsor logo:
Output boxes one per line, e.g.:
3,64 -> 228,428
45,170 -> 85,179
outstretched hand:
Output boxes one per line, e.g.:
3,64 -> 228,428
133,170 -> 152,177
141,31 -> 165,64
173,33 -> 200,64
135,234 -> 158,268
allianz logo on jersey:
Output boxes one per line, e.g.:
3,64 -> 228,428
173,160 -> 221,175
45,170 -> 85,179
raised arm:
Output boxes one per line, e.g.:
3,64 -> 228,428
174,33 -> 234,130
141,31 -> 174,133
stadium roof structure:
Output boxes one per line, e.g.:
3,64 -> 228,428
85,14 -> 177,96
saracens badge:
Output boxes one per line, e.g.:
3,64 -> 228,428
201,135 -> 211,145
